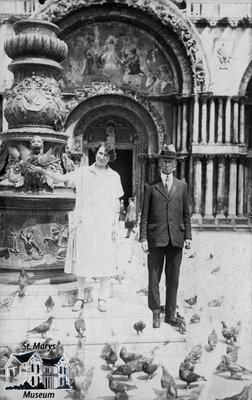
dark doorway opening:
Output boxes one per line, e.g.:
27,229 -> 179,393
88,149 -> 133,207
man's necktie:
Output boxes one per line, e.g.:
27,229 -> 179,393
165,175 -> 170,193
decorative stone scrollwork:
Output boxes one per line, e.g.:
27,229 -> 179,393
5,72 -> 66,131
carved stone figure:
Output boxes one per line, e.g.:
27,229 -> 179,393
20,229 -> 43,260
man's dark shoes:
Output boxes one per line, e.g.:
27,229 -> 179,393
165,315 -> 180,327
152,312 -> 160,328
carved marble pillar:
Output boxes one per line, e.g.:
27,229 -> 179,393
200,97 -> 207,144
172,105 -> 177,146
0,20 -> 75,282
233,100 -> 239,144
204,156 -> 214,217
181,101 -> 188,152
193,156 -> 202,217
216,156 -> 225,216
217,98 -> 223,143
193,95 -> 199,143
239,99 -> 245,144
228,156 -> 237,217
209,97 -> 215,143
225,97 -> 231,143
237,158 -> 244,216
176,102 -> 182,150
180,159 -> 186,182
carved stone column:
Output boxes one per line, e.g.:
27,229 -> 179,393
239,99 -> 245,144
193,95 -> 199,143
0,20 -> 75,283
225,97 -> 231,143
233,100 -> 239,144
217,98 -> 223,143
237,158 -> 244,216
200,96 -> 207,144
204,156 -> 214,217
180,159 -> 186,182
216,156 -> 225,216
209,97 -> 215,143
192,156 -> 202,218
172,105 -> 177,146
176,102 -> 182,150
228,156 -> 237,217
181,101 -> 188,152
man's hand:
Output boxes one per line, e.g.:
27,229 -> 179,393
184,239 -> 192,249
141,240 -> 150,254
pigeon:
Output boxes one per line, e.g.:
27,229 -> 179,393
179,358 -> 206,389
188,344 -> 203,364
105,348 -> 118,369
215,384 -> 252,400
208,329 -> 218,350
0,290 -> 19,310
74,311 -> 86,338
188,252 -> 196,259
133,321 -> 146,335
190,313 -> 200,324
44,296 -> 55,312
119,347 -> 143,364
18,267 -> 29,297
208,296 -> 224,307
177,313 -> 186,334
142,361 -> 159,380
110,274 -> 125,284
27,316 -> 55,338
107,374 -> 137,398
69,374 -> 84,398
161,366 -> 178,398
112,363 -> 138,379
221,321 -> 237,343
219,356 -> 252,379
184,295 -> 197,307
226,344 -> 240,363
230,321 -> 242,340
48,340 -> 64,358
207,253 -> 214,260
136,288 -> 148,296
211,265 -> 220,274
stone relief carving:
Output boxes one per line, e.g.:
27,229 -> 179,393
5,72 -> 66,131
5,136 -> 62,193
20,229 -> 43,261
43,223 -> 69,260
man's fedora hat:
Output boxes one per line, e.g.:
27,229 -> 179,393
155,144 -> 178,159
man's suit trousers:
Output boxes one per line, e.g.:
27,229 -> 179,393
147,242 -> 182,318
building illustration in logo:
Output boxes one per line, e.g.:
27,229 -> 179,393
4,351 -> 71,390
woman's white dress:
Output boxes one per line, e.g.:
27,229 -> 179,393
64,163 -> 123,278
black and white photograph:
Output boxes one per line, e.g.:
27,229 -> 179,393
0,0 -> 251,399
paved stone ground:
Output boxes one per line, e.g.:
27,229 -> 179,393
0,228 -> 251,400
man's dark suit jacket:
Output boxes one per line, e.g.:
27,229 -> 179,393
140,176 -> 192,248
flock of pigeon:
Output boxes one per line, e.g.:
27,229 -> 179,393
0,251 -> 252,400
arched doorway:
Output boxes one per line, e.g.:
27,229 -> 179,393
65,93 -> 159,213
84,116 -> 137,209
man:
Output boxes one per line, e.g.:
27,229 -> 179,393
140,144 -> 192,328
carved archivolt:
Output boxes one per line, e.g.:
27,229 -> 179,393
33,0 -> 210,93
65,93 -> 162,154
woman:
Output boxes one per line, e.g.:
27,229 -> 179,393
125,197 -> 137,238
34,143 -> 123,312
